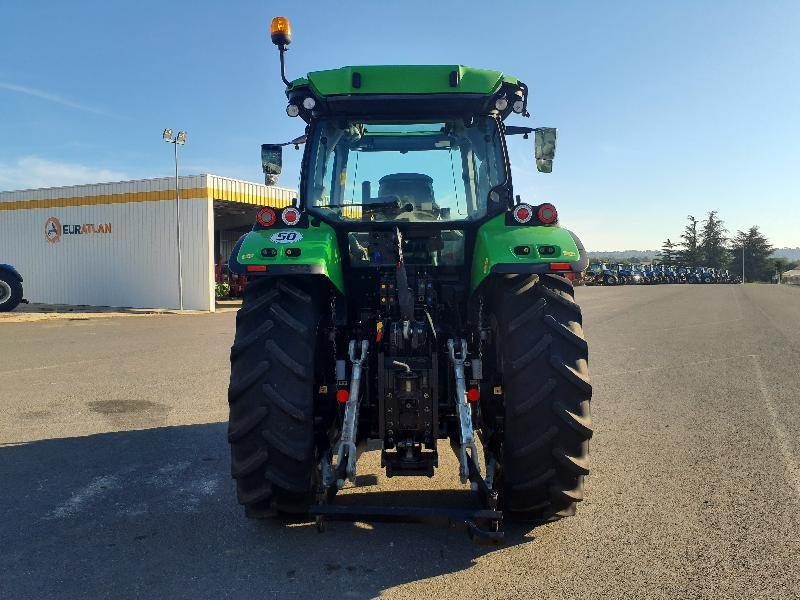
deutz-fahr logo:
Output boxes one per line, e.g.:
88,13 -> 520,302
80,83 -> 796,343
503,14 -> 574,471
45,216 -> 112,243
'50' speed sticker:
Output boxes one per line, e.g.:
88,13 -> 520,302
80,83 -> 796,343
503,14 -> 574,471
270,231 -> 303,244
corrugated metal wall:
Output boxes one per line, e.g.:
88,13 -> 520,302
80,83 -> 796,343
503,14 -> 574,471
0,176 -> 213,310
0,174 -> 299,311
206,174 -> 295,207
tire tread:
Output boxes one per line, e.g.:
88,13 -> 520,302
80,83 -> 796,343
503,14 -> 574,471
487,274 -> 592,521
227,277 -> 321,517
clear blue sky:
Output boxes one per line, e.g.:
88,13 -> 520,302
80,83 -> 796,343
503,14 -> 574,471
1,0 -> 797,250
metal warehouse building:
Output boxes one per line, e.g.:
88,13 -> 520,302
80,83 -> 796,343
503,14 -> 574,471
0,175 -> 295,311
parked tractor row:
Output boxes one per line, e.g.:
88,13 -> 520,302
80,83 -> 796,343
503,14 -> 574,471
584,262 -> 742,286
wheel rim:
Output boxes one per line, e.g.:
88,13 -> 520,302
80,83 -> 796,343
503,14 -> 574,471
0,280 -> 11,304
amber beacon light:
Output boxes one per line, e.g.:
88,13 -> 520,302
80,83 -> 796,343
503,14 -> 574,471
270,16 -> 292,46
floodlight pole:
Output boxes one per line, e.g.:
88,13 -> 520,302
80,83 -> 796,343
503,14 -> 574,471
741,245 -> 745,283
174,140 -> 184,311
163,129 -> 186,311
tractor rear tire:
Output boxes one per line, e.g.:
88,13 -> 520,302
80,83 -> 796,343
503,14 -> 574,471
227,276 -> 321,517
488,273 -> 592,522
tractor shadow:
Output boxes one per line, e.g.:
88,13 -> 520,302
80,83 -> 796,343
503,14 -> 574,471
1,423 -> 539,600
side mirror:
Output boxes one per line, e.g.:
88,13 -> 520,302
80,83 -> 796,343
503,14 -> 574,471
261,144 -> 283,185
534,127 -> 557,173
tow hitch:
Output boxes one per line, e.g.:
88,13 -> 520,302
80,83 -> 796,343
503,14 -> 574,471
312,450 -> 503,544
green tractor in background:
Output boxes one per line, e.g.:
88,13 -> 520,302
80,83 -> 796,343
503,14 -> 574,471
226,17 -> 592,541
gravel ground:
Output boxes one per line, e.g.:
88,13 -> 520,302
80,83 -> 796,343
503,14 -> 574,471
1,284 -> 798,599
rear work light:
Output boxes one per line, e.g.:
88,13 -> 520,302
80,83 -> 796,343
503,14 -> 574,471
512,203 -> 534,224
281,207 -> 301,226
537,203 -> 558,224
256,207 -> 276,227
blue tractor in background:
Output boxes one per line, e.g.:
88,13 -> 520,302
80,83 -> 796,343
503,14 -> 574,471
0,264 -> 24,312
663,265 -> 679,284
629,264 -> 645,284
647,265 -> 664,284
616,263 -> 635,285
687,268 -> 703,284
587,262 -> 620,285
700,267 -> 717,284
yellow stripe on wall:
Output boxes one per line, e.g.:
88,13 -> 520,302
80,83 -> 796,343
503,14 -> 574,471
0,187 -> 210,211
209,188 -> 293,207
0,186 -> 293,211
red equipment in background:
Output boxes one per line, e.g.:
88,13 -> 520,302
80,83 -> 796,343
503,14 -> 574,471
215,255 -> 247,298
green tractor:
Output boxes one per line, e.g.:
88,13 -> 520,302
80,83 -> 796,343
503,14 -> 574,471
226,17 -> 592,541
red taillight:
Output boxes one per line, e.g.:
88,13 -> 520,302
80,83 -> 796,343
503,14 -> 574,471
512,203 -> 534,224
466,388 -> 480,403
256,207 -> 276,227
281,207 -> 301,226
549,262 -> 571,271
336,389 -> 350,404
246,265 -> 268,272
537,203 -> 558,224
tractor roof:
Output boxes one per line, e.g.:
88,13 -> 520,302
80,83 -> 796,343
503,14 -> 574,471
289,65 -> 519,97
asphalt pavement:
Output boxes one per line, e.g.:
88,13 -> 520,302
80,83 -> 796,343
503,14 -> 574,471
1,284 -> 799,599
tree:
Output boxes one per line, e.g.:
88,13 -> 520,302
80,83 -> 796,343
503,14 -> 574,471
731,226 -> 773,282
699,210 -> 729,269
658,238 -> 677,266
771,258 -> 800,282
678,215 -> 701,267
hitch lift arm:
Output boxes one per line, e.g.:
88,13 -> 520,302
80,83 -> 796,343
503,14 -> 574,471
329,339 -> 369,489
448,338 -> 480,484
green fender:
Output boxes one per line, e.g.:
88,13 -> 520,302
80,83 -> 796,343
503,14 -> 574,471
231,221 -> 344,294
470,214 -> 587,292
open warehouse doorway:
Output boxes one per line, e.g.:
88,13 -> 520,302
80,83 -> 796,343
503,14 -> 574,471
213,200 -> 264,302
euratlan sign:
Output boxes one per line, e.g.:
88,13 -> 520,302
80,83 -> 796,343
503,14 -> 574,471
45,216 -> 112,244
